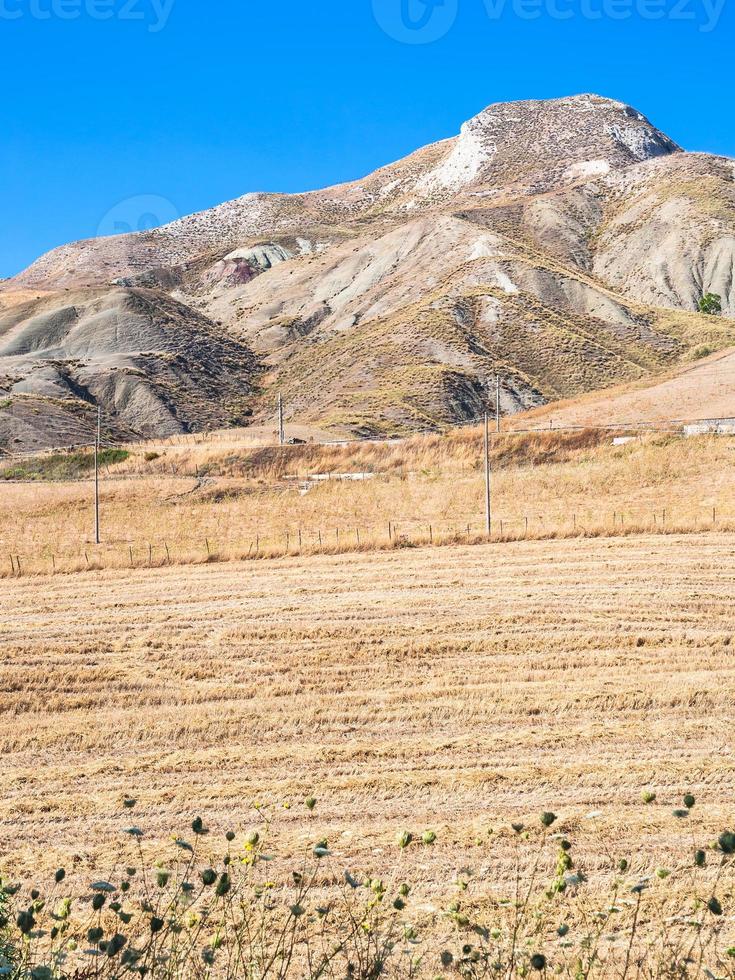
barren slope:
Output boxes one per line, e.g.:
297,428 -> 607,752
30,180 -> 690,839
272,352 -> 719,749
511,345 -> 735,430
0,288 -> 259,449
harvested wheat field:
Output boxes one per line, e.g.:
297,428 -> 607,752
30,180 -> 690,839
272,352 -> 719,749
2,533 -> 735,885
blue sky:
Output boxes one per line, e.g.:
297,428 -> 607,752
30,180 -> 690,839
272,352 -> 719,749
1,0 -> 733,278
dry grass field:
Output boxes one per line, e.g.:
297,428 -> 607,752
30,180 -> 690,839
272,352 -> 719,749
2,533 -> 735,885
1,429 -> 735,576
3,430 -> 735,975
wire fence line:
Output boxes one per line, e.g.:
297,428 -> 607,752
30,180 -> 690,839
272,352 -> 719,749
4,509 -> 735,580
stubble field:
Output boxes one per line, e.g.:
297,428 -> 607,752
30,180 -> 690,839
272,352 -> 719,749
2,532 -> 734,897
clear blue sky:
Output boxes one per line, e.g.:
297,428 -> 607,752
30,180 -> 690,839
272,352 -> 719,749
1,0 -> 733,278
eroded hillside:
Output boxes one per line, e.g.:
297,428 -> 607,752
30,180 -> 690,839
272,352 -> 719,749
2,94 -> 734,449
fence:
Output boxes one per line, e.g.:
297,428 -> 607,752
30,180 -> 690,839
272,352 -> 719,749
4,508 -> 735,580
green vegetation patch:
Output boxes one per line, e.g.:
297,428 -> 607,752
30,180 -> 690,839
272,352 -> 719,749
0,448 -> 129,482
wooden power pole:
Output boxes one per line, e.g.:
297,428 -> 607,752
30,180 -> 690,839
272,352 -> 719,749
496,375 -> 501,434
278,393 -> 285,446
94,405 -> 101,545
484,412 -> 492,538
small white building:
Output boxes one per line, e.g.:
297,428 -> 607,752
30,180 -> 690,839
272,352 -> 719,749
683,418 -> 735,437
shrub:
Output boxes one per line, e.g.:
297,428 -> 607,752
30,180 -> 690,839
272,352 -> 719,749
689,343 -> 715,360
698,292 -> 723,315
0,797 -> 732,978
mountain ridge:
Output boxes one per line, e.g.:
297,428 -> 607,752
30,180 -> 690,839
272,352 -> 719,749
2,94 -> 734,451
4,94 -> 681,291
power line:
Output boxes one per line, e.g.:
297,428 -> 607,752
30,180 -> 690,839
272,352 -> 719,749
3,396 -> 735,465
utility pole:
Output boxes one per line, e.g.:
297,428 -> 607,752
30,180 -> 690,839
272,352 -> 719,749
278,393 -> 285,446
496,375 -> 501,434
94,404 -> 101,545
484,412 -> 492,538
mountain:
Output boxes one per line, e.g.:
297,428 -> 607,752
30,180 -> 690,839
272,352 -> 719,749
2,94 -> 734,450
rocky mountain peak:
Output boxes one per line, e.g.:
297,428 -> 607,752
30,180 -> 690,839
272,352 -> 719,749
414,94 -> 680,197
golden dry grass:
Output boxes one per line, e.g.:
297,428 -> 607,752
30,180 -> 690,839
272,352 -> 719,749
1,430 -> 734,576
2,532 -> 735,910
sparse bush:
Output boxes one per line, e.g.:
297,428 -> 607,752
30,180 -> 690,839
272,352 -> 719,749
1,797 -> 733,978
689,343 -> 715,360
